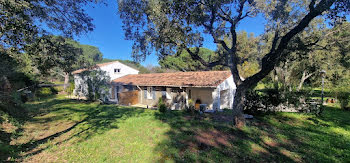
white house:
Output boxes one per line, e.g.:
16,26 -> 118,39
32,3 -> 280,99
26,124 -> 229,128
111,71 -> 236,110
72,61 -> 139,98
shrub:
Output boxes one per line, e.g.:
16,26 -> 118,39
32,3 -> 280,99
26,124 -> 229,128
244,88 -> 314,114
335,91 -> 350,110
263,89 -> 282,106
244,90 -> 265,115
185,99 -> 195,113
50,87 -> 58,94
158,97 -> 167,113
0,92 -> 27,118
79,69 -> 111,101
36,87 -> 58,97
331,82 -> 350,110
67,82 -> 75,95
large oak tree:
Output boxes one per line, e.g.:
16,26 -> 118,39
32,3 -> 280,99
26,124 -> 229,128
1,0 -> 99,91
118,0 -> 349,126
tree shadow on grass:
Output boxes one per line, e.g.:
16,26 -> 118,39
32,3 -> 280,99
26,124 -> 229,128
318,105 -> 350,128
153,109 -> 350,162
5,98 -> 146,161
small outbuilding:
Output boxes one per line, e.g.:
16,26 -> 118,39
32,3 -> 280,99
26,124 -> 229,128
112,71 -> 236,110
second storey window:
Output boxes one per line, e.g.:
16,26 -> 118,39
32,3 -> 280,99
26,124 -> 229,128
114,68 -> 121,74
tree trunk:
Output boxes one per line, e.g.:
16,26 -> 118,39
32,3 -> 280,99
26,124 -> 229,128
297,71 -> 314,91
273,69 -> 279,90
232,84 -> 247,128
0,75 -> 12,93
64,72 -> 69,92
297,71 -> 306,91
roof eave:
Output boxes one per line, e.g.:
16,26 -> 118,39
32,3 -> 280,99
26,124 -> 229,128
111,82 -> 217,88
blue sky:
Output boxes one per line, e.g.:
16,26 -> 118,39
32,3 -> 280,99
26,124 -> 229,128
77,1 -> 266,66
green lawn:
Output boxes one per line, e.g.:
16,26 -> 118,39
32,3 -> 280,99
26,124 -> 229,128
1,95 -> 350,162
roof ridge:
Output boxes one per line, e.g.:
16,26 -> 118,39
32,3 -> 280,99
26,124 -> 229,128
131,70 -> 230,76
112,70 -> 232,87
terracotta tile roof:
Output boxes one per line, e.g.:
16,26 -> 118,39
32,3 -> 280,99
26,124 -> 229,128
112,71 -> 232,87
72,61 -> 119,74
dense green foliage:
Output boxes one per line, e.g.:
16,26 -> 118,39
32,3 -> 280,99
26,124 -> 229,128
69,40 -> 103,69
331,80 -> 350,110
27,36 -> 103,76
159,48 -> 225,71
267,21 -> 350,92
158,97 -> 167,113
77,69 -> 111,101
0,0 -> 99,117
0,0 -> 95,48
36,87 -> 58,97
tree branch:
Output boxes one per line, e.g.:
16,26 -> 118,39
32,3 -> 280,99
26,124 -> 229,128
202,5 -> 231,53
244,0 -> 334,88
305,71 -> 316,79
185,47 -> 225,68
309,0 -> 317,11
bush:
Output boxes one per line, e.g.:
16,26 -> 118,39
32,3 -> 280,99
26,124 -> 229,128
244,88 -> 315,114
335,91 -> 350,110
79,69 -> 111,101
244,90 -> 265,115
36,87 -> 58,97
158,97 -> 167,113
263,89 -> 282,106
185,99 -> 195,113
332,83 -> 350,110
66,82 -> 75,95
0,92 -> 27,119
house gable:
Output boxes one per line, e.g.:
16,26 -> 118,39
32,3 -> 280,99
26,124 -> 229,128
100,61 -> 139,80
72,61 -> 139,80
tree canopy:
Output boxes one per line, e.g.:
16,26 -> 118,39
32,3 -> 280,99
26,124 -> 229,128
159,48 -> 224,71
0,0 -> 99,92
1,0 -> 95,49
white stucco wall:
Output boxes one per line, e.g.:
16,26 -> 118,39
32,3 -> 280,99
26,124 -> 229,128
100,61 -> 139,80
212,75 -> 236,110
73,61 -> 139,97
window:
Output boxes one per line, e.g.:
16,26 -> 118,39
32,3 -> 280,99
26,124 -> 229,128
145,87 -> 156,100
143,87 -> 147,99
188,89 -> 192,99
115,86 -> 120,100
166,88 -> 172,99
152,87 -> 156,99
124,85 -> 133,91
114,68 -> 121,74
161,87 -> 166,98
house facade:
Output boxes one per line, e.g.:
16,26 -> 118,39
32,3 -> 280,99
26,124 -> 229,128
112,71 -> 236,110
72,61 -> 139,98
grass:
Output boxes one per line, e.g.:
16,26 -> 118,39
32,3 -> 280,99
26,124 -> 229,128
1,95 -> 350,162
